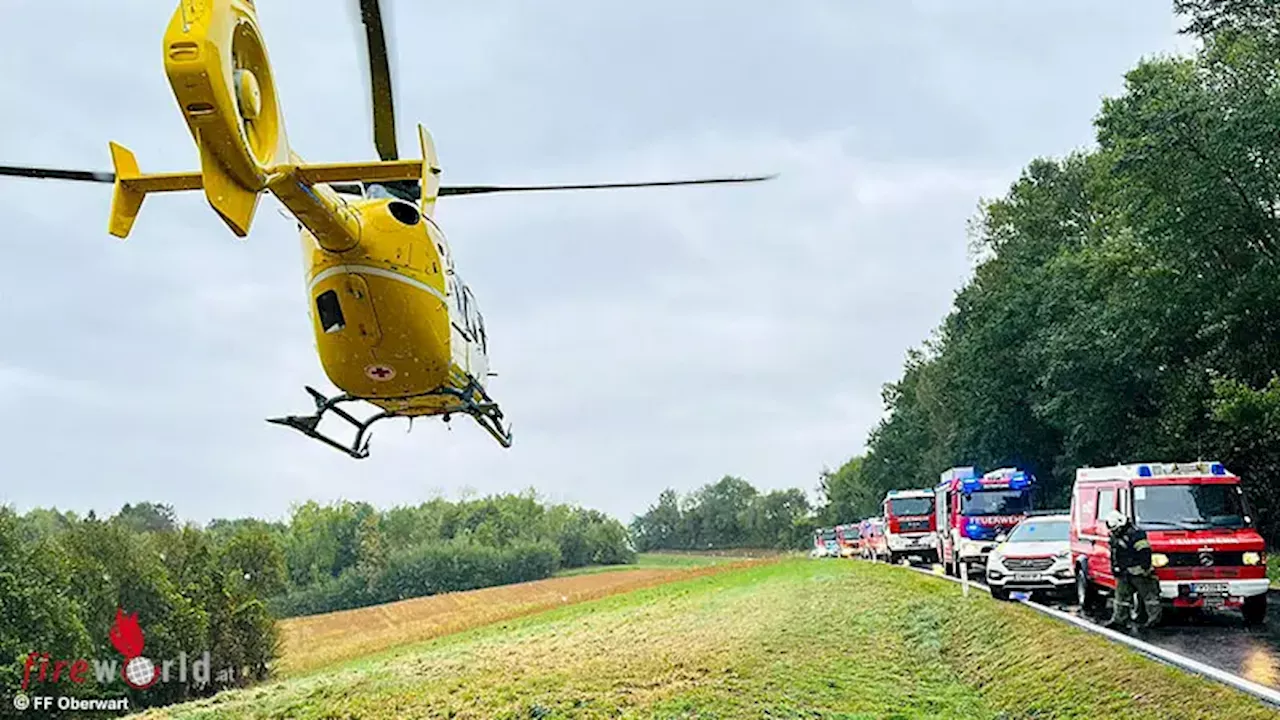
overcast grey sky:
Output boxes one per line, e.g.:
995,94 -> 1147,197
0,1 -> 1193,524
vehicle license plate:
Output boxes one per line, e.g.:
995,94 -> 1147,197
1190,582 -> 1229,595
1202,595 -> 1226,608
1013,573 -> 1041,581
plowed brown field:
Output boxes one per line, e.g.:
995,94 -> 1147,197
277,557 -> 779,677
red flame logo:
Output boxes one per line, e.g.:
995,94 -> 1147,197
108,608 -> 146,660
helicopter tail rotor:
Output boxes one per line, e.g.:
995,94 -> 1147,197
161,0 -> 290,236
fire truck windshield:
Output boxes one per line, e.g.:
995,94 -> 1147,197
888,497 -> 932,516
961,489 -> 1030,516
1007,519 -> 1069,542
821,530 -> 836,540
1133,483 -> 1249,529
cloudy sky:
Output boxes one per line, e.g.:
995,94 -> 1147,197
0,1 -> 1193,524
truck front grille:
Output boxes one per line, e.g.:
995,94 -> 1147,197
1004,557 -> 1054,572
1166,551 -> 1244,568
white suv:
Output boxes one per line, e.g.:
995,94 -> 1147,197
985,513 -> 1074,601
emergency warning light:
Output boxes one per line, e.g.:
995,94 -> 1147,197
942,466 -> 980,493
966,467 -> 1035,492
1134,461 -> 1227,478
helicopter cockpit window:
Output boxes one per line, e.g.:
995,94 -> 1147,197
315,290 -> 345,333
365,183 -> 394,200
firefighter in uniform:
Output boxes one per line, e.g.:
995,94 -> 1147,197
1103,509 -> 1162,629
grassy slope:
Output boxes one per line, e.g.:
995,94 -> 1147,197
137,559 -> 1279,720
274,559 -> 773,677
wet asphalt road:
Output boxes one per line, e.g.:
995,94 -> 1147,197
1052,588 -> 1280,689
931,570 -> 1280,690
905,561 -> 1280,688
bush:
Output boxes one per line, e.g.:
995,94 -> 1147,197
271,539 -> 564,618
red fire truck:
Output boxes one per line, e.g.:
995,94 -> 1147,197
835,524 -> 861,557
935,466 -> 1036,578
812,527 -> 838,557
859,518 -> 888,561
1070,461 -> 1268,625
882,488 -> 937,565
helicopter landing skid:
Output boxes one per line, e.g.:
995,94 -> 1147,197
266,382 -> 512,459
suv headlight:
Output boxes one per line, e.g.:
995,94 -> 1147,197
1151,553 -> 1169,568
1244,552 -> 1262,565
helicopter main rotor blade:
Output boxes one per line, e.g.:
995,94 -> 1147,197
355,0 -> 399,161
0,165 -> 114,183
437,174 -> 778,197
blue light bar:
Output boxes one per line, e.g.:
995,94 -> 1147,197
962,477 -> 982,494
1009,471 -> 1033,490
1137,465 -> 1152,477
1210,462 -> 1226,476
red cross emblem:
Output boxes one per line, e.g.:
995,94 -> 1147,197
365,364 -> 396,381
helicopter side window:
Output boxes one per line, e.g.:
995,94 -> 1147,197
477,312 -> 488,353
315,290 -> 345,333
462,286 -> 478,339
452,280 -> 472,339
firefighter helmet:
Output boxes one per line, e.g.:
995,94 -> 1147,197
1103,509 -> 1127,530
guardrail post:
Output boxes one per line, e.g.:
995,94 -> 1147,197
960,560 -> 970,597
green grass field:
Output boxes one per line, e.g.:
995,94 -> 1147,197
552,552 -> 757,577
137,559 -> 1279,719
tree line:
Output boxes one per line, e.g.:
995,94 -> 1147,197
629,476 -> 816,551
817,0 -> 1280,545
1,492 -> 634,711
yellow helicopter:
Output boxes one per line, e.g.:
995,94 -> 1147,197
0,0 -> 775,459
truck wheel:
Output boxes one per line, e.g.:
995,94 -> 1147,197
1076,564 -> 1102,613
1243,594 -> 1268,626
888,552 -> 899,565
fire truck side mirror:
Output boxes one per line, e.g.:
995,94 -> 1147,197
995,533 -> 1008,543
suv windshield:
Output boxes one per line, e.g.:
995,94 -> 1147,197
1134,483 -> 1248,530
1007,519 -> 1069,542
889,497 -> 933,516
961,490 -> 1030,516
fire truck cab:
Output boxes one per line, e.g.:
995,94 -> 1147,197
859,518 -> 888,561
1070,461 -> 1268,625
935,466 -> 1036,578
835,524 -> 861,557
882,489 -> 937,565
812,527 -> 839,558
